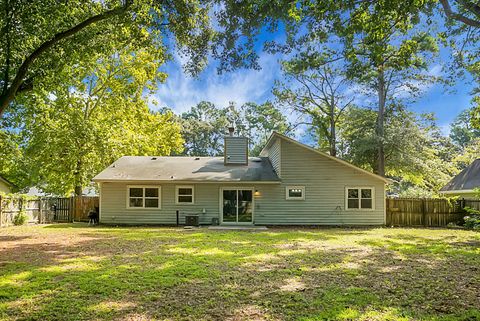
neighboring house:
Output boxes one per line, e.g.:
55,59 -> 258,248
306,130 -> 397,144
25,185 -> 98,197
440,159 -> 480,198
0,175 -> 13,194
93,131 -> 390,225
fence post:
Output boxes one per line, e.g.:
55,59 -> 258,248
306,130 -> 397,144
0,195 -> 2,227
422,198 -> 427,227
38,198 -> 43,224
70,197 -> 75,223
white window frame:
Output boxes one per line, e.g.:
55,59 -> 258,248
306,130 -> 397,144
345,186 -> 375,211
175,185 -> 195,205
286,186 -> 305,200
126,185 -> 161,209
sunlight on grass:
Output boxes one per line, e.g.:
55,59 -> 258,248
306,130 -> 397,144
87,300 -> 136,313
0,225 -> 478,320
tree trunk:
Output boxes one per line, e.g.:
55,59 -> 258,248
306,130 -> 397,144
376,68 -> 386,177
0,94 -> 13,118
74,185 -> 83,196
74,159 -> 83,196
329,98 -> 337,157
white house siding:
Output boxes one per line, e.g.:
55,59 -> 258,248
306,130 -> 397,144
254,138 -> 386,225
100,182 -> 226,225
265,139 -> 281,177
99,137 -> 386,226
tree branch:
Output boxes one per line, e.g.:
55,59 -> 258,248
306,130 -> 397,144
439,0 -> 480,28
0,0 -> 133,116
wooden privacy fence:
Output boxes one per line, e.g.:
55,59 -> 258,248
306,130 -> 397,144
0,195 -> 99,227
73,196 -> 99,222
386,198 -> 480,227
1,195 -> 478,227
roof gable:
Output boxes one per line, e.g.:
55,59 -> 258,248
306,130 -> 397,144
260,132 -> 391,184
441,159 -> 480,192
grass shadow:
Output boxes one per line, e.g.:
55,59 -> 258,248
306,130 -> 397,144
0,226 -> 479,320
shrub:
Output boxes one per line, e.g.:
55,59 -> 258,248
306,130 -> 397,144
463,207 -> 480,230
13,211 -> 28,226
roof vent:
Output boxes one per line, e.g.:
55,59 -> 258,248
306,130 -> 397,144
194,157 -> 200,160
151,157 -> 157,160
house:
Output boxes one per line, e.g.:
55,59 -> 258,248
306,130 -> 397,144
93,131 -> 389,225
0,175 -> 13,194
440,159 -> 480,198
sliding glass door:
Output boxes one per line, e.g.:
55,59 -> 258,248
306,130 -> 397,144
222,189 -> 253,224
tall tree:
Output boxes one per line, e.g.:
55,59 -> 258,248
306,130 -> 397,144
2,49 -> 183,195
180,102 -> 230,156
274,63 -> 352,156
450,107 -> 480,148
339,105 -> 456,192
0,0 -> 294,117
180,101 -> 289,156
240,102 -> 290,155
272,1 -> 439,175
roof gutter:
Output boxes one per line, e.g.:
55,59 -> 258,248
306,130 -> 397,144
92,179 -> 282,184
440,189 -> 477,194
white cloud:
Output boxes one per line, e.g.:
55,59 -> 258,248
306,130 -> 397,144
439,123 -> 451,136
152,52 -> 282,114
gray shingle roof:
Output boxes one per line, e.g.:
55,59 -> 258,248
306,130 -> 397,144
441,159 -> 480,191
93,156 -> 280,182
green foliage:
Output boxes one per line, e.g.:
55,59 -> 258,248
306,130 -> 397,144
0,0 -> 294,115
13,210 -> 28,226
452,138 -> 480,170
1,48 -> 183,195
472,98 -> 480,129
474,188 -> 480,199
180,101 -> 289,156
180,101 -> 230,156
269,0 -> 441,176
0,129 -> 22,188
339,105 -> 456,191
397,185 -> 438,198
1,225 -> 480,320
463,207 -> 480,229
449,108 -> 480,148
274,64 -> 351,156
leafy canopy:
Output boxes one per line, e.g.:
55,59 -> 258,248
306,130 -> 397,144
180,101 -> 289,157
0,0 -> 294,115
1,48 -> 183,195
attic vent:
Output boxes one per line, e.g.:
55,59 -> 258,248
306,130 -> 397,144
151,157 -> 157,160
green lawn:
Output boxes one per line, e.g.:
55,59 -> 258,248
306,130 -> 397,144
0,225 -> 479,321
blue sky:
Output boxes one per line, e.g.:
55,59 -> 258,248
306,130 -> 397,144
153,29 -> 475,137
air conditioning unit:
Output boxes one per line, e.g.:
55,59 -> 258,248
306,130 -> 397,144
185,215 -> 199,226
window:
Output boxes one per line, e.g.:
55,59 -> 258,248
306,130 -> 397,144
127,186 -> 161,209
176,186 -> 194,204
286,186 -> 305,200
346,187 -> 374,210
